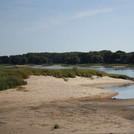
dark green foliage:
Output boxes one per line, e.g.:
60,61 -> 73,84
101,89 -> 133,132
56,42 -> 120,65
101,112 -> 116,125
1,50 -> 134,65
53,124 -> 59,129
0,67 -> 30,90
64,56 -> 80,64
0,74 -> 27,91
20,57 -> 28,65
108,74 -> 129,80
76,69 -> 107,77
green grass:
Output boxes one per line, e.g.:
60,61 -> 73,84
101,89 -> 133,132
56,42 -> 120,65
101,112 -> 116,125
0,66 -> 133,91
107,74 -> 129,79
53,124 -> 59,129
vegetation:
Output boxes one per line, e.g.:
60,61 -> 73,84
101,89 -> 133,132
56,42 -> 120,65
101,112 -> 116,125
0,66 -> 133,91
16,87 -> 27,92
1,50 -> 134,65
53,124 -> 60,129
108,74 -> 129,80
0,67 -> 31,90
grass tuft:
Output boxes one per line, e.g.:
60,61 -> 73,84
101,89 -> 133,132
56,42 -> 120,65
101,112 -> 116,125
16,87 -> 27,92
53,124 -> 59,129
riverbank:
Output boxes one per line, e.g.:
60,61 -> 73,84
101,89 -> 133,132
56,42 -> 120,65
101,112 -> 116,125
13,63 -> 134,68
0,76 -> 134,133
1,63 -> 134,67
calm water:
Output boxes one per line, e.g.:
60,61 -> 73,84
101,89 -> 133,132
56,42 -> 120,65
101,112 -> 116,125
30,65 -> 134,99
128,106 -> 134,108
108,84 -> 134,99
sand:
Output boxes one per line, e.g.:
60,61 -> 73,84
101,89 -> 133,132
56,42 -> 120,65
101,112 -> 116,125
0,76 -> 134,134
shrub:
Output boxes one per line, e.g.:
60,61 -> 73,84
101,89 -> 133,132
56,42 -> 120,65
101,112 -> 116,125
63,77 -> 68,82
53,124 -> 59,129
0,75 -> 27,91
108,74 -> 129,80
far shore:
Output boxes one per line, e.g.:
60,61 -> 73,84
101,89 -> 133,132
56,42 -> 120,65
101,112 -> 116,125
2,63 -> 134,68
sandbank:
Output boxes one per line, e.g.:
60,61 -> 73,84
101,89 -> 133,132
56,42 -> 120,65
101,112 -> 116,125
0,76 -> 134,134
0,76 -> 134,106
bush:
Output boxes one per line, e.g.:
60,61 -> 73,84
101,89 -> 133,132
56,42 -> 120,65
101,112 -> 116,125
53,124 -> 59,129
108,74 -> 129,80
0,67 -> 28,91
0,75 -> 27,91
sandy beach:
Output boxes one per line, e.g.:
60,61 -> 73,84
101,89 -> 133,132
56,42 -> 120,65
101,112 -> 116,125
0,76 -> 134,134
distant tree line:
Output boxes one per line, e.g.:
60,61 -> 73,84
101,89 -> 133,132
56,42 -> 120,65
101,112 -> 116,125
1,50 -> 134,65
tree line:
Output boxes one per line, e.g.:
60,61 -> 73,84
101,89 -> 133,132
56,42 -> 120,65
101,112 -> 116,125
1,50 -> 134,65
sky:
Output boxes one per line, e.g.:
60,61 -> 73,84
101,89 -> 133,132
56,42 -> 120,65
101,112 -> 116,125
0,0 -> 134,56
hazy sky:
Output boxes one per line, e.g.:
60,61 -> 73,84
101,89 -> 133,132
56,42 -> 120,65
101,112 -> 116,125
0,0 -> 134,56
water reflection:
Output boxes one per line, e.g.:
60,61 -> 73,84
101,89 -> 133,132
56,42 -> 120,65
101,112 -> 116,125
128,106 -> 134,108
108,84 -> 134,99
30,65 -> 72,69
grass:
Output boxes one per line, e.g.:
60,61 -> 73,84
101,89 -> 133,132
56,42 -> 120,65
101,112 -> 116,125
107,73 -> 129,80
63,77 -> 68,82
16,86 -> 27,92
53,124 -> 59,129
0,66 -> 133,91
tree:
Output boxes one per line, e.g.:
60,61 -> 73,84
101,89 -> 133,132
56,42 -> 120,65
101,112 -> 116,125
73,56 -> 81,64
10,56 -> 21,64
111,51 -> 126,63
100,50 -> 112,63
20,57 -> 28,65
64,56 -> 72,64
89,52 -> 103,63
1,50 -> 134,65
128,53 -> 134,63
79,53 -> 88,64
0,56 -> 10,64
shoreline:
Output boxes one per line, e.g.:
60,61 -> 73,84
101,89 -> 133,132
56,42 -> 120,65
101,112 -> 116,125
2,64 -> 134,68
0,76 -> 133,106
